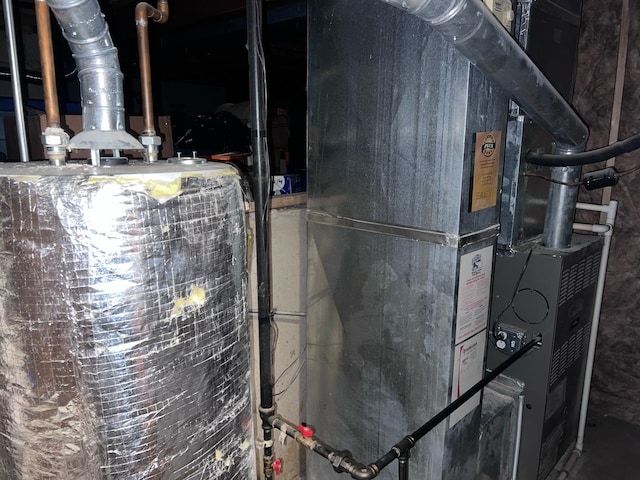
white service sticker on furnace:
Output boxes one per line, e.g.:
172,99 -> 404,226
449,330 -> 487,428
455,245 -> 493,345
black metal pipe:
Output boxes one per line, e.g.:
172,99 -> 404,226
246,0 -> 275,478
408,334 -> 541,446
398,450 -> 410,480
269,334 -> 542,479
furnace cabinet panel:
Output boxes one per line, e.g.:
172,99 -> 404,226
306,0 -> 509,478
487,235 -> 602,480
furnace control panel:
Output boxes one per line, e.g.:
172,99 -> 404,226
494,324 -> 528,355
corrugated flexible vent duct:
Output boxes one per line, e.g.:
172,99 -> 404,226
0,162 -> 255,479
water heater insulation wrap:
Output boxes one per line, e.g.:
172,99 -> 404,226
0,163 -> 255,479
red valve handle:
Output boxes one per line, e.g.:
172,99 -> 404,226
273,458 -> 283,475
297,424 -> 314,438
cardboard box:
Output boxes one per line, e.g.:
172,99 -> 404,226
272,173 -> 305,196
4,114 -> 174,161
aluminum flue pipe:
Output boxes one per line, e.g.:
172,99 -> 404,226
379,0 -> 588,150
542,162 -> 583,248
46,0 -> 142,163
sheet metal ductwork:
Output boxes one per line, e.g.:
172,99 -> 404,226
306,0 -> 509,478
0,163 -> 255,479
45,0 -> 142,154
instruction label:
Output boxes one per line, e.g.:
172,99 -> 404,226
471,131 -> 501,212
449,330 -> 487,427
455,245 -> 493,345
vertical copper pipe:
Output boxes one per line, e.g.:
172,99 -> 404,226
35,0 -> 60,129
135,1 -> 169,136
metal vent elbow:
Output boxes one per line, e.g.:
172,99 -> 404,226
46,0 -> 143,159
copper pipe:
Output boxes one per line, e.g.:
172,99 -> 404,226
136,1 -> 169,136
35,0 -> 60,128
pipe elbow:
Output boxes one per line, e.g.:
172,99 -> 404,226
350,466 -> 378,480
46,0 -> 133,138
135,3 -> 152,25
158,0 -> 170,24
135,1 -> 169,25
332,454 -> 378,479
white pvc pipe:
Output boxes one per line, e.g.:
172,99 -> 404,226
512,393 -> 525,480
573,223 -> 611,234
557,200 -> 618,480
576,200 -> 618,452
576,202 -> 612,213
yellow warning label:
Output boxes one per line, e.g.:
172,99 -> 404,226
471,131 -> 501,212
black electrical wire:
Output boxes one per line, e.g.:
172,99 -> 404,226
523,171 -> 582,186
525,163 -> 640,188
527,132 -> 640,166
491,249 -> 533,341
274,345 -> 307,397
0,67 -> 78,82
618,163 -> 640,177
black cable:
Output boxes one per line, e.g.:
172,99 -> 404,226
527,132 -> 640,166
0,67 -> 78,81
492,249 -> 533,340
523,171 -> 582,186
527,164 -> 640,190
618,163 -> 640,177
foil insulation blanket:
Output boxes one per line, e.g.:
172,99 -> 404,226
0,163 -> 255,479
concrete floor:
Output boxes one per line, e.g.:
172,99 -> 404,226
568,414 -> 640,479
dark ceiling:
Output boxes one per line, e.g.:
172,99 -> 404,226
1,0 -> 307,115
105,0 -> 307,160
107,0 -> 300,29
105,0 -> 307,104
